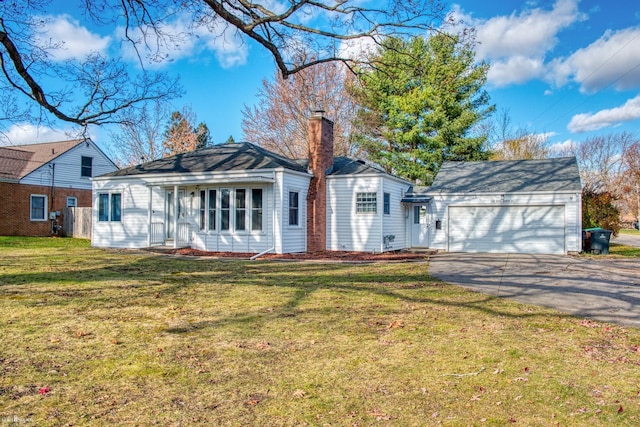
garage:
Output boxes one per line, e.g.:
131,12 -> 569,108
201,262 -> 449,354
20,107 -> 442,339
448,205 -> 566,254
404,157 -> 583,254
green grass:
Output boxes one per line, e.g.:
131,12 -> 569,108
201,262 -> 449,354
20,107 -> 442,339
609,243 -> 640,257
619,229 -> 640,235
1,237 -> 639,426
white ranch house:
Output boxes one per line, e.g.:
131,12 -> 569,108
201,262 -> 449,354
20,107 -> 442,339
92,114 -> 582,255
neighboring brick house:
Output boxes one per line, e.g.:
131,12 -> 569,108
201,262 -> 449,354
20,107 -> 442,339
0,139 -> 117,236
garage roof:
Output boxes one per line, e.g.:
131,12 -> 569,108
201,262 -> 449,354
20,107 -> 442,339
424,157 -> 582,194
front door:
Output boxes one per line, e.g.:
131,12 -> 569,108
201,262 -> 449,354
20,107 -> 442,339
166,190 -> 185,239
411,204 -> 430,247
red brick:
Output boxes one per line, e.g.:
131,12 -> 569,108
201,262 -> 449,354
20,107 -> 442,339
306,113 -> 334,252
0,182 -> 91,236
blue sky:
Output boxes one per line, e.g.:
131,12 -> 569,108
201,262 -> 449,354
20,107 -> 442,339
3,0 -> 640,158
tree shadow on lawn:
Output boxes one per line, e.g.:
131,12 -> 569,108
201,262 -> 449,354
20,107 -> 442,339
0,253 -> 575,333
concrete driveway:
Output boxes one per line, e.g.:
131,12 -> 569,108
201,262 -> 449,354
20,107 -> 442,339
428,253 -> 640,328
613,233 -> 640,248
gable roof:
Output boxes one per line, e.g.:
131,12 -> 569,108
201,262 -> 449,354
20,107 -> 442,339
422,157 -> 582,194
0,139 -> 84,181
101,142 -> 309,177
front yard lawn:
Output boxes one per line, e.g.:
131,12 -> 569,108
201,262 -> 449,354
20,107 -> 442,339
1,237 -> 639,426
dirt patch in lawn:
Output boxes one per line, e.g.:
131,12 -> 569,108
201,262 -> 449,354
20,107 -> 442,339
162,248 -> 433,262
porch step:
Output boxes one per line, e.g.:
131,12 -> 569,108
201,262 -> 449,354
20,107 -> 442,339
403,248 -> 439,255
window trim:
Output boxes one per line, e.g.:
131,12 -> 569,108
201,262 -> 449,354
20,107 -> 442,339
383,192 -> 391,215
235,189 -> 247,232
66,196 -> 77,208
110,193 -> 122,222
81,156 -> 93,178
198,186 -> 266,235
288,190 -> 300,227
356,192 -> 377,214
220,188 -> 231,232
251,188 -> 263,232
97,192 -> 122,222
30,194 -> 48,221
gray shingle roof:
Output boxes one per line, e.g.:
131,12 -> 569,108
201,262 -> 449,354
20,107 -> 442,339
101,142 -> 309,177
422,157 -> 582,194
99,142 -> 396,179
329,156 -> 390,176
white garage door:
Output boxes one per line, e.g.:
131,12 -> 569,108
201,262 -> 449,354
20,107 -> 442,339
448,205 -> 566,254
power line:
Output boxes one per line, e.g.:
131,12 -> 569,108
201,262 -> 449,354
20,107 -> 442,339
534,29 -> 640,132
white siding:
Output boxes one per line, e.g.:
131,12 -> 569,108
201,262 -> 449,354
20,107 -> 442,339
22,141 -> 116,190
192,185 -> 275,254
448,205 -> 566,254
279,171 -> 310,253
327,176 -> 383,252
428,192 -> 582,254
381,177 -> 412,251
92,171 -> 292,254
92,178 -> 149,248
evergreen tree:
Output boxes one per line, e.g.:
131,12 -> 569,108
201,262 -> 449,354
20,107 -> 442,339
352,34 -> 494,184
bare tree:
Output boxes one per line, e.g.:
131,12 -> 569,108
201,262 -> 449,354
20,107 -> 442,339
0,2 -> 182,132
490,133 -> 550,160
563,132 -> 634,191
108,100 -> 171,167
619,141 -> 640,224
487,109 -> 549,160
1,0 -> 450,132
242,59 -> 359,159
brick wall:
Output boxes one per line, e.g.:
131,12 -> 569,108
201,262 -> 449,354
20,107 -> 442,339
0,182 -> 92,236
306,113 -> 334,252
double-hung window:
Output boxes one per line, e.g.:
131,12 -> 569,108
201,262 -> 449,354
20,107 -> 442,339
251,189 -> 263,231
356,192 -> 377,213
383,193 -> 390,215
288,191 -> 299,226
199,191 -> 206,230
30,195 -> 47,221
220,189 -> 230,231
208,190 -> 217,231
81,156 -> 93,177
235,189 -> 246,231
98,193 -> 122,222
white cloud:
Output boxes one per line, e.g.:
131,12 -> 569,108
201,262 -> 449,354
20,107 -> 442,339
116,14 -> 248,69
548,138 -> 576,154
487,56 -> 546,86
451,0 -> 584,87
338,36 -> 379,62
36,15 -> 111,61
548,27 -> 640,92
567,94 -> 640,132
0,123 -> 79,146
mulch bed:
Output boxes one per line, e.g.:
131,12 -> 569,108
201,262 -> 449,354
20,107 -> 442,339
162,248 -> 432,262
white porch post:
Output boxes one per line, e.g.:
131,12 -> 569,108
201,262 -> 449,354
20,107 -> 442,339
173,184 -> 179,248
147,186 -> 153,247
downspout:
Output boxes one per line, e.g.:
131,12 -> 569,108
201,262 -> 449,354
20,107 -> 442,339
250,247 -> 275,260
147,186 -> 153,247
50,163 -> 56,234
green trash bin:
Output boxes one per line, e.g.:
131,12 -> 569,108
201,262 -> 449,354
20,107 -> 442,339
584,227 -> 612,254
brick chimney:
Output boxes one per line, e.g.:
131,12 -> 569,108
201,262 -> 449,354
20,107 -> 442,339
306,111 -> 334,252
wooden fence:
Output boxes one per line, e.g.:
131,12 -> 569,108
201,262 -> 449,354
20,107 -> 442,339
63,207 -> 92,239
